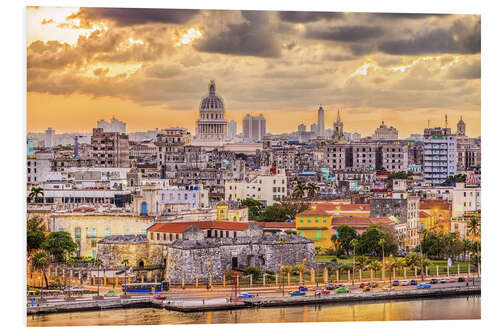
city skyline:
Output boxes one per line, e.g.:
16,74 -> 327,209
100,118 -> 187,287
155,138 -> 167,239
27,7 -> 480,137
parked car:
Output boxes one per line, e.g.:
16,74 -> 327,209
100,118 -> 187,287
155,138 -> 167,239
416,284 -> 432,289
321,289 -> 330,295
369,281 -> 378,287
458,277 -> 465,282
410,280 -> 417,285
430,279 -> 438,284
289,291 -> 306,296
238,293 -> 255,299
153,295 -> 167,300
104,290 -> 117,297
326,283 -> 335,290
392,280 -> 399,286
298,286 -> 308,291
335,287 -> 350,294
440,278 -> 447,283
401,280 -> 409,286
362,286 -> 371,292
359,282 -> 368,288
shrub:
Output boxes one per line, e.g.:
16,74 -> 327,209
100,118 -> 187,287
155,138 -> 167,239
326,265 -> 335,273
325,248 -> 335,255
338,254 -> 348,260
243,266 -> 262,279
265,270 -> 275,276
330,256 -> 338,262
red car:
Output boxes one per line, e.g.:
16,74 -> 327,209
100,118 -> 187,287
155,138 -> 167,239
321,289 -> 330,295
154,295 -> 167,300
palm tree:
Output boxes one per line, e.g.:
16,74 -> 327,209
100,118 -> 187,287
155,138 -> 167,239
331,234 -> 340,252
368,259 -> 382,280
350,239 -> 359,285
467,217 -> 481,239
28,187 -> 44,203
292,183 -> 307,199
95,258 -> 103,296
121,258 -> 129,294
378,238 -> 386,281
404,252 -> 419,272
31,250 -> 49,289
394,257 -> 406,276
306,183 -> 320,200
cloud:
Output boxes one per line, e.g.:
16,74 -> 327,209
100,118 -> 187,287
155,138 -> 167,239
278,11 -> 344,23
447,60 -> 481,79
378,18 -> 480,55
194,11 -> 281,58
305,25 -> 385,42
68,7 -> 200,26
144,64 -> 183,78
370,13 -> 449,20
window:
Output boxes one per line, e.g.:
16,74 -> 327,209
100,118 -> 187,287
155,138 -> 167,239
91,228 -> 97,238
104,228 -> 110,237
315,230 -> 322,240
75,228 -> 81,239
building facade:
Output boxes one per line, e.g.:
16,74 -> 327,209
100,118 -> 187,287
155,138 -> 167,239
91,128 -> 130,168
195,81 -> 228,140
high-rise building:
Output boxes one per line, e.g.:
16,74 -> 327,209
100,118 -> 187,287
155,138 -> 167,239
298,124 -> 306,133
423,127 -> 457,185
91,128 -> 130,168
317,105 -> 325,137
243,114 -> 266,141
310,123 -> 318,136
332,109 -> 344,142
373,121 -> 398,140
97,117 -> 126,133
228,120 -> 237,138
195,80 -> 228,140
44,128 -> 55,147
27,139 -> 34,157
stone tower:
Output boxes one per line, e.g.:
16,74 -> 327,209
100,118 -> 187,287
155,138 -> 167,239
332,109 -> 344,142
457,116 -> 466,136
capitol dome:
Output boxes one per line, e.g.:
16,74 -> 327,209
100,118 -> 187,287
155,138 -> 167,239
200,80 -> 225,110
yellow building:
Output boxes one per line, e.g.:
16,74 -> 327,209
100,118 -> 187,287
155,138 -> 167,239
50,213 -> 156,258
216,202 -> 249,222
295,206 -> 333,249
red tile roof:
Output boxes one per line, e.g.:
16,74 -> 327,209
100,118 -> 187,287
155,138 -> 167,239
331,216 -> 394,229
147,221 -> 249,233
419,211 -> 431,218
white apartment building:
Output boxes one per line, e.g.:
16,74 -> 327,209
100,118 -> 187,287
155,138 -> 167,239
27,151 -> 54,184
159,185 -> 209,211
243,114 -> 266,141
451,182 -> 480,218
225,168 -> 287,206
423,129 -> 457,185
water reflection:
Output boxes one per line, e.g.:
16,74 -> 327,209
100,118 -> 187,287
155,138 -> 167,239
28,296 -> 480,327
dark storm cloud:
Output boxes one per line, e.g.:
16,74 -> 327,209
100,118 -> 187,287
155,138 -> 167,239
68,8 -> 199,26
305,25 -> 385,42
378,18 -> 480,55
370,13 -> 449,20
194,11 -> 281,58
278,11 -> 344,23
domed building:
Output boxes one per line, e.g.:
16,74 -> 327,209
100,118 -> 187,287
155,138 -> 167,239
195,80 -> 228,141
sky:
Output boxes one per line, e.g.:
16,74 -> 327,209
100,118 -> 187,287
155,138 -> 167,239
26,7 -> 481,137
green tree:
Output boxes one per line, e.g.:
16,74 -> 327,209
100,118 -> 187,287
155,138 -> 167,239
404,252 -> 420,271
243,266 -> 262,279
292,183 -> 307,199
277,197 -> 309,220
385,171 -> 410,186
281,265 -> 292,274
306,183 -> 320,199
42,231 -> 78,263
95,258 -> 103,296
31,250 -> 50,288
27,216 -> 46,253
28,187 -> 44,203
239,198 -> 264,220
356,255 -> 369,270
441,174 -> 466,186
357,224 -> 398,257
336,224 -> 359,255
368,259 -> 382,277
292,264 -> 308,275
314,246 -> 322,256
257,205 -> 289,222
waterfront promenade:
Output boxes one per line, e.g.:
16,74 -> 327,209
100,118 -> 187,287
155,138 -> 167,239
27,278 -> 480,315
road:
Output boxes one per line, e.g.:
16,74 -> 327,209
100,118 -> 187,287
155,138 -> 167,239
27,276 -> 480,308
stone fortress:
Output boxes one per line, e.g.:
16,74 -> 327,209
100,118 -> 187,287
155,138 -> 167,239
98,222 -> 315,284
